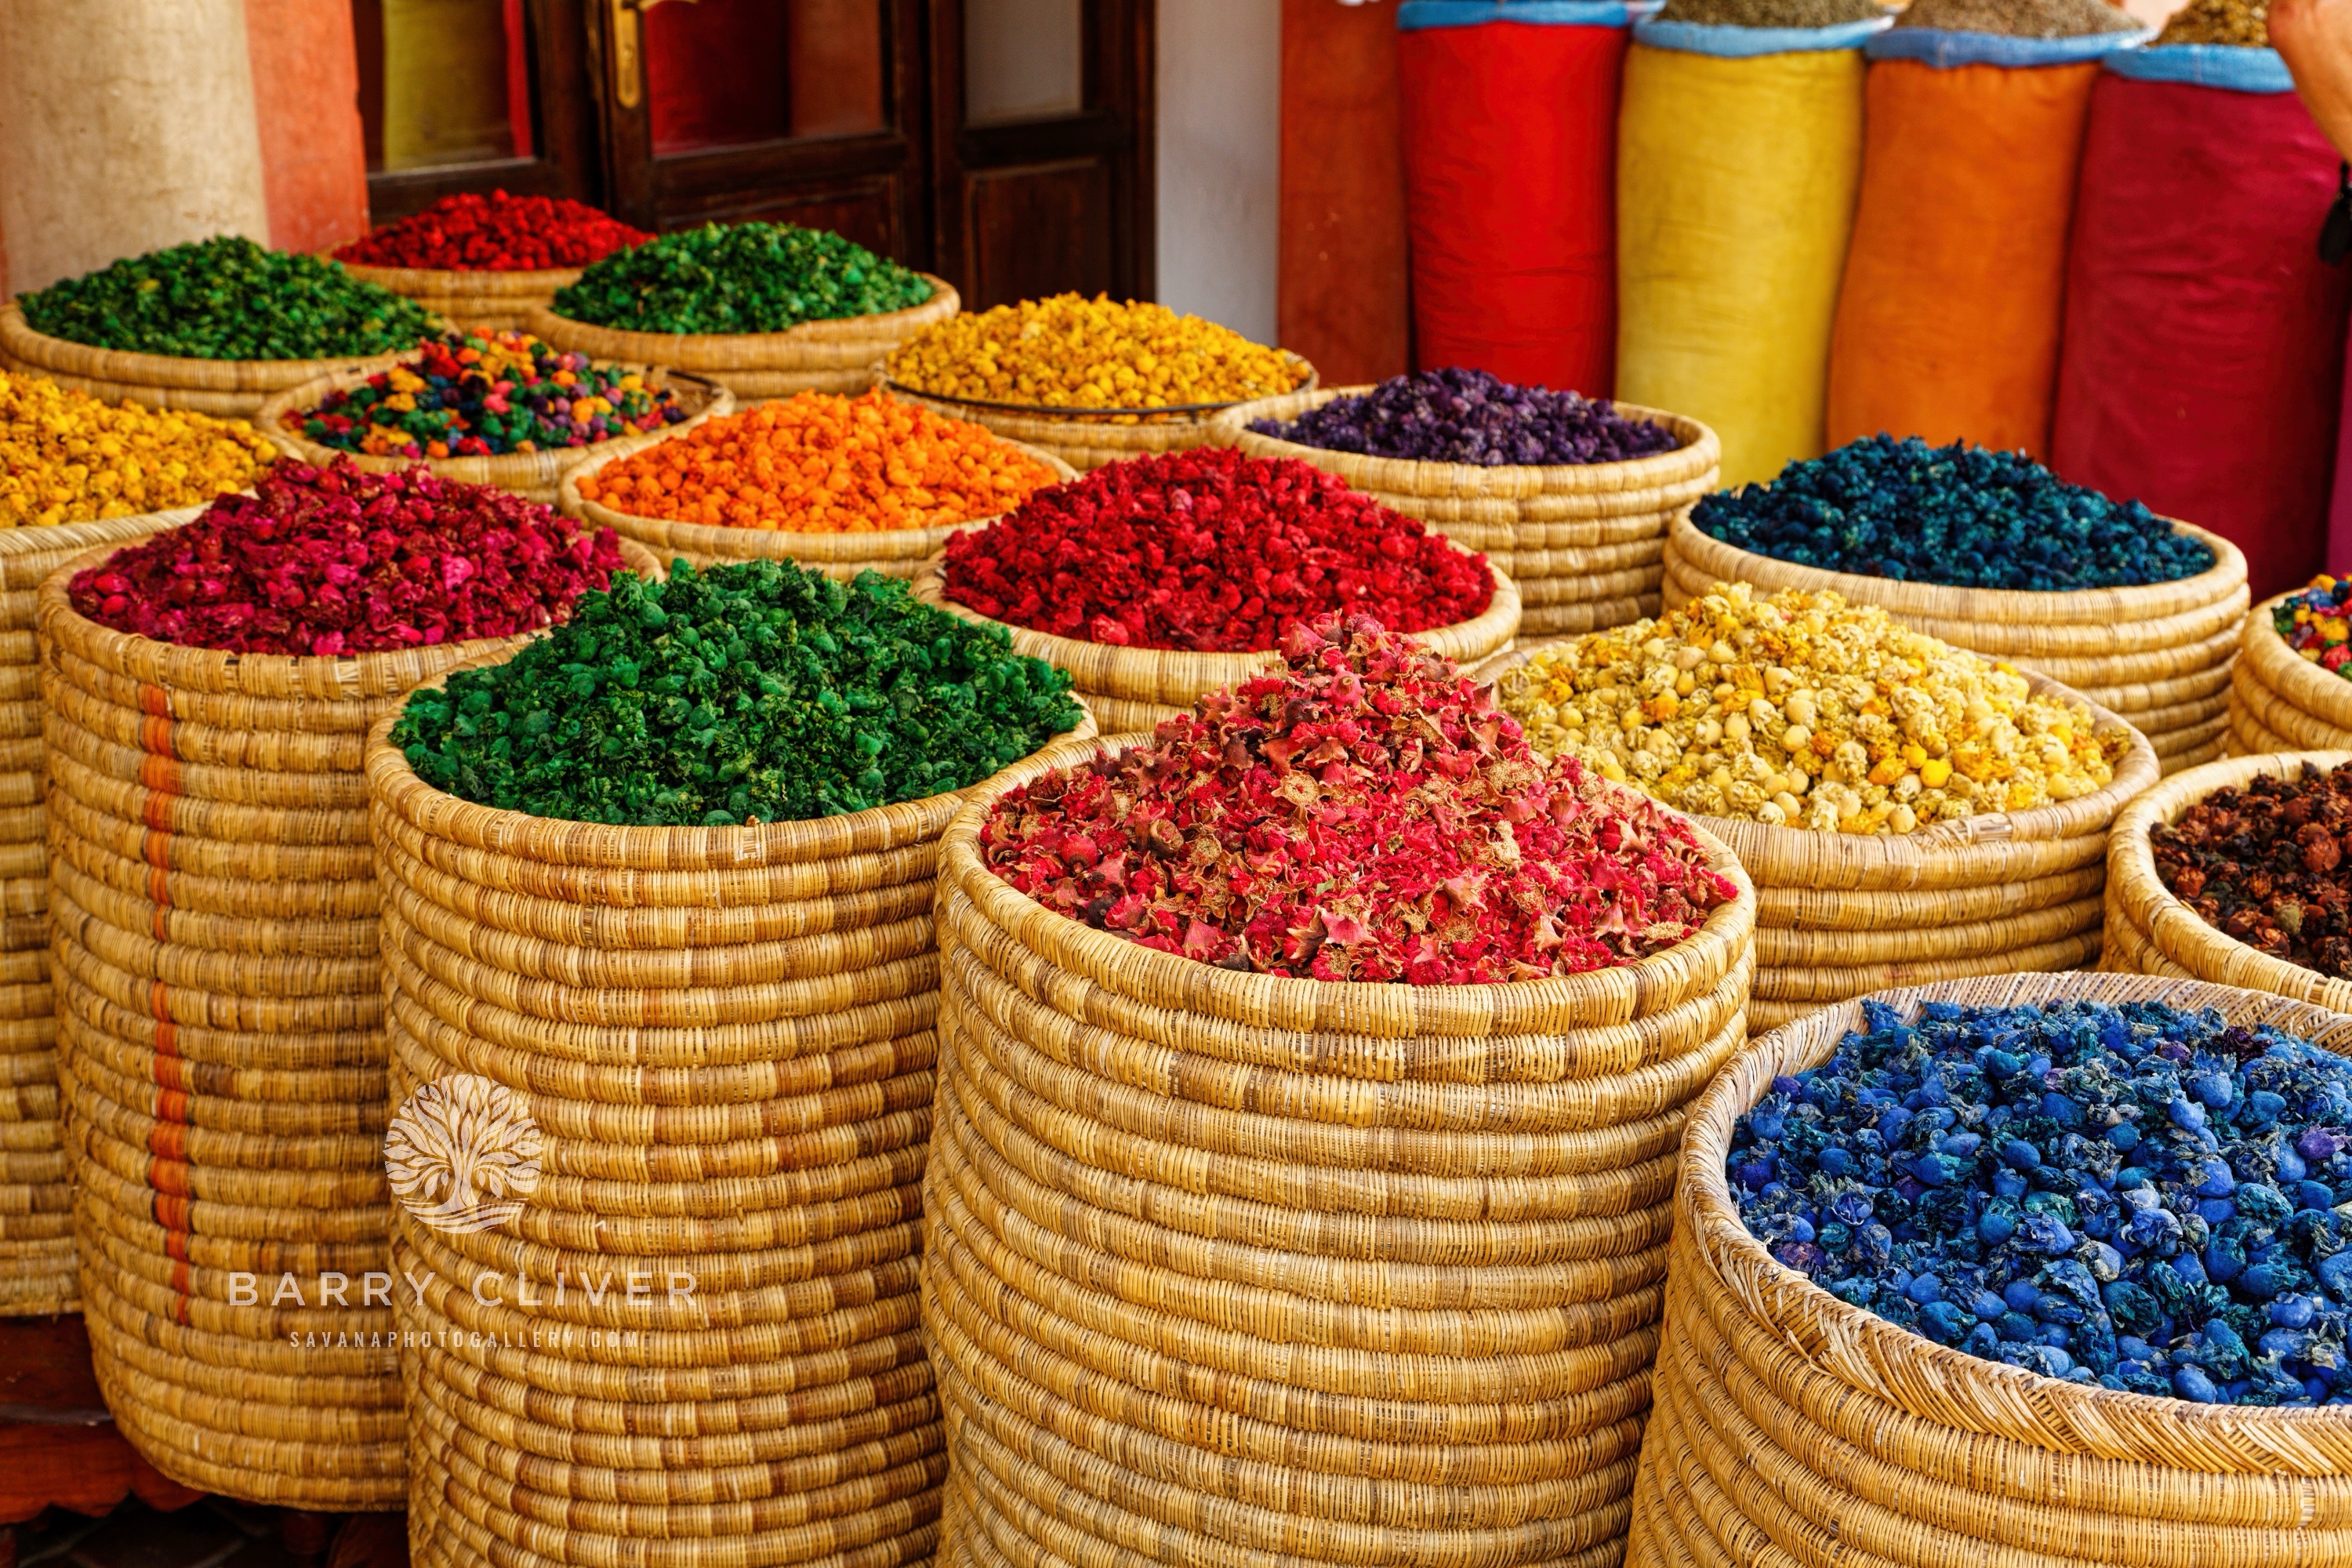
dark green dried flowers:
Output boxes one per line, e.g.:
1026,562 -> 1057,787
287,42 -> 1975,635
21,236 -> 435,361
550,223 -> 934,336
392,559 -> 1083,826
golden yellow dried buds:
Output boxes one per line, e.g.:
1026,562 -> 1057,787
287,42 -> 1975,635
1494,582 -> 2124,835
0,370 -> 274,528
886,293 -> 1304,412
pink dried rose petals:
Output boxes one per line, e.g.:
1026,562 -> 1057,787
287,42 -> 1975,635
68,457 -> 623,655
980,611 -> 1739,984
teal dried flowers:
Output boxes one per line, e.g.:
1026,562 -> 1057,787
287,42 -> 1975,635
392,559 -> 1084,826
20,235 -> 436,361
550,223 -> 934,336
1694,435 -> 2213,592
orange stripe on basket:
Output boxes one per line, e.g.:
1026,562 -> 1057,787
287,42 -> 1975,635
145,1154 -> 191,1196
138,755 -> 181,796
149,981 -> 171,1022
153,1018 -> 179,1058
154,1087 -> 189,1127
147,864 -> 170,906
151,1192 -> 190,1230
170,1258 -> 191,1295
140,828 -> 171,869
163,1229 -> 190,1263
140,713 -> 174,756
151,902 -> 171,942
147,1123 -> 187,1163
140,793 -> 175,833
139,683 -> 170,719
150,1053 -> 187,1091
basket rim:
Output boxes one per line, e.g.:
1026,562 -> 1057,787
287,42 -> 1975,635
0,301 -> 423,384
0,503 -> 211,564
1679,971 -> 2352,1468
332,258 -> 586,290
521,271 -> 960,355
2242,590 -> 2352,734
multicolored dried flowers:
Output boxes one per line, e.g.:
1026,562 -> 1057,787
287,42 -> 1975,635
281,329 -> 691,461
393,560 -> 1084,825
550,222 -> 933,336
2273,575 -> 2352,676
942,447 -> 1494,652
2153,763 -> 2352,980
573,390 -> 1058,534
1494,583 -> 2123,832
888,294 -> 1305,412
981,612 -> 1739,984
1733,996 -> 2352,1405
1693,435 -> 2212,592
69,459 -> 622,656
1248,367 -> 1681,467
0,369 -> 274,527
334,190 -> 649,272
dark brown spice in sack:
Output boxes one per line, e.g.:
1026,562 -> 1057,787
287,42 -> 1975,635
2151,763 -> 2352,978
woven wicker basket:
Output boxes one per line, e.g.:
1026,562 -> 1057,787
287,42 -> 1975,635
922,731 -> 1755,1568
37,533 -> 659,1509
0,304 -> 418,419
1212,389 -> 1720,639
1627,970 -> 2352,1568
2224,592 -> 2352,759
524,277 -> 960,406
1664,516 -> 2249,775
557,416 -> 1076,579
1484,644 -> 2160,1034
367,687 -> 1094,1568
0,506 -> 212,1318
255,364 -> 733,504
335,260 -> 582,333
884,354 -> 1319,474
912,546 -> 1522,731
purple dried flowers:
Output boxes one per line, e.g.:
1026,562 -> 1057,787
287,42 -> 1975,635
1247,367 -> 1682,467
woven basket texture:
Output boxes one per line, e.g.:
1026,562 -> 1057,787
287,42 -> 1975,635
36,532 -> 659,1509
2227,593 -> 2352,760
884,353 -> 1317,474
335,261 -> 583,334
1483,644 -> 2159,1034
368,676 -> 1094,1568
559,416 -> 1076,579
920,731 -> 1757,1568
1626,971 -> 2352,1568
0,303 -> 416,419
524,278 -> 960,405
911,547 -> 1522,716
256,365 -> 733,503
0,506 -> 206,1316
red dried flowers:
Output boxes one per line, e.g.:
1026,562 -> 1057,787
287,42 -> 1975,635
2152,762 -> 2352,978
69,459 -> 624,657
941,447 -> 1494,652
981,612 -> 1739,983
334,191 -> 650,272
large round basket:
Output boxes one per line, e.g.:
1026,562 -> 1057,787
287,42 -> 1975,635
558,414 -> 1076,578
1628,970 -> 2352,1568
256,363 -> 734,503
1664,514 -> 2249,775
924,730 -> 1757,1568
1211,388 -> 1721,639
2101,750 -> 2352,1009
2226,590 -> 2352,757
524,275 -> 960,405
365,689 -> 1094,1568
884,352 -> 1319,474
1483,643 -> 2161,1036
913,545 -> 1521,734
0,506 -> 209,1318
36,534 -> 659,1510
334,260 -> 583,333
0,303 -> 419,419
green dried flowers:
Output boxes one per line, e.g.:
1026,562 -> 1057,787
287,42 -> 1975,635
391,559 -> 1083,826
550,222 -> 934,336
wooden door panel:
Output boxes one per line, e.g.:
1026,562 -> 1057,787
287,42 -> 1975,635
967,159 -> 1112,308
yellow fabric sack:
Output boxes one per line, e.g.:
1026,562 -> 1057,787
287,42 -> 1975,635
1615,31 -> 1870,487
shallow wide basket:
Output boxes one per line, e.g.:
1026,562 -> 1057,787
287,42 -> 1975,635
1214,388 -> 1720,640
924,731 -> 1758,1568
0,506 -> 205,1318
256,363 -> 734,504
525,275 -> 960,405
885,352 -> 1318,474
1483,642 -> 2160,1036
0,303 -> 416,419
335,260 -> 583,333
557,411 -> 1076,579
1665,516 -> 2249,775
2227,590 -> 2352,758
913,545 -> 1521,734
2100,750 -> 2352,1011
36,534 -> 659,1510
1628,970 -> 2352,1568
365,686 -> 1092,1568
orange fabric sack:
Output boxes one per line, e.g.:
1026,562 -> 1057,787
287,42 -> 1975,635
1824,51 -> 2106,459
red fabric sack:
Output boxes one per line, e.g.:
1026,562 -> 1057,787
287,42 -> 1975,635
2050,65 -> 2350,601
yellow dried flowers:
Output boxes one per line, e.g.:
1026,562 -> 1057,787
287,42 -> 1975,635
1494,582 -> 2125,835
886,293 -> 1304,412
0,370 -> 273,528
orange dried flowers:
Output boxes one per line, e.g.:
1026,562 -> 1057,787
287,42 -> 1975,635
575,389 -> 1058,534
